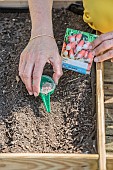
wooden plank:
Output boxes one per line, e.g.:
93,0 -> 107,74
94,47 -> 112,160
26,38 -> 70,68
104,84 -> 113,91
105,108 -> 113,124
104,91 -> 113,96
107,154 -> 113,170
105,104 -> 113,110
105,108 -> 113,115
105,107 -> 113,153
96,62 -> 106,170
104,60 -> 113,156
104,79 -> 113,83
0,153 -> 98,170
54,0 -> 78,8
106,136 -> 113,152
104,69 -> 113,76
105,72 -> 113,80
104,62 -> 113,84
104,61 -> 113,69
106,126 -> 113,136
105,97 -> 113,104
104,61 -> 113,103
0,0 -> 79,8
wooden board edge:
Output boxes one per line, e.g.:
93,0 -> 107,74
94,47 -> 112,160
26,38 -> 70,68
106,154 -> 113,170
0,153 -> 99,159
0,153 -> 99,170
0,0 -> 80,9
106,154 -> 113,159
96,62 -> 106,170
53,0 -> 77,8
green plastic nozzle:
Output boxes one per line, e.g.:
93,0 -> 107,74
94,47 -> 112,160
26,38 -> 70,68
39,75 -> 56,112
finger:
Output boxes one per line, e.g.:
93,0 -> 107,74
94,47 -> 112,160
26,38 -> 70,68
19,54 -> 23,73
19,60 -> 27,84
92,39 -> 113,56
91,32 -> 113,49
33,59 -> 46,96
19,52 -> 26,72
23,62 -> 34,95
19,53 -> 27,81
52,55 -> 63,84
94,49 -> 113,62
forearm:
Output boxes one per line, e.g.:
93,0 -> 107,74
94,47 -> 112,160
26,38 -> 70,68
28,0 -> 53,36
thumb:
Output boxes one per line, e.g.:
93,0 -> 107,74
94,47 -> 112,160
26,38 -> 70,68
52,56 -> 63,84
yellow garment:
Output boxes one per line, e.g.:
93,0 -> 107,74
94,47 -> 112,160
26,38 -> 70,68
83,0 -> 113,33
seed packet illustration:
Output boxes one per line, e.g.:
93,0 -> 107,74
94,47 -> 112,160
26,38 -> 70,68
61,28 -> 98,74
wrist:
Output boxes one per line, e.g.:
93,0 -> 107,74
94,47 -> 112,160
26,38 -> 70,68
31,14 -> 53,36
28,0 -> 54,38
30,34 -> 55,43
31,25 -> 54,38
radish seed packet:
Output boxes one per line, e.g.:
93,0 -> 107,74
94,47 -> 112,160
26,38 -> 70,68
61,28 -> 98,74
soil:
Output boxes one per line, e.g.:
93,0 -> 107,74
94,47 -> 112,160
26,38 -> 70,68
0,8 -> 97,153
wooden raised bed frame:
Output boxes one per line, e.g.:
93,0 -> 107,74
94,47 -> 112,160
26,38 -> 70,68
0,1 -> 113,170
0,0 -> 78,8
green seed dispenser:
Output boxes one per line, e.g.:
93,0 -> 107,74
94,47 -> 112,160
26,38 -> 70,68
39,75 -> 56,112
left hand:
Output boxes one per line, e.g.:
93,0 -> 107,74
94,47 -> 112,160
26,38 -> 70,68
90,31 -> 113,62
19,36 -> 62,97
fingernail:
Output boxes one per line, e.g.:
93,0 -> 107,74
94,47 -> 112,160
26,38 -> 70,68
94,57 -> 99,62
89,45 -> 92,50
92,51 -> 95,56
55,80 -> 59,85
34,92 -> 39,97
54,79 -> 58,85
29,92 -> 33,95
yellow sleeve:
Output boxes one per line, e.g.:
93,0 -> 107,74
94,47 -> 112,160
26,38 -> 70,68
83,0 -> 113,33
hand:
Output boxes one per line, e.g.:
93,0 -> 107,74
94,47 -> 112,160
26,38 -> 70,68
90,31 -> 113,62
19,36 -> 63,97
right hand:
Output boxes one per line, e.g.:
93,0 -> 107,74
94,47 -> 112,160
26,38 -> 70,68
19,36 -> 63,97
90,32 -> 113,62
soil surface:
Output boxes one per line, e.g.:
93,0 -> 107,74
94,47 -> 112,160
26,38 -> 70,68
0,8 -> 97,153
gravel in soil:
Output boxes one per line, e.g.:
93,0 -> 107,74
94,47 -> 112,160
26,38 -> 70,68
0,8 -> 97,153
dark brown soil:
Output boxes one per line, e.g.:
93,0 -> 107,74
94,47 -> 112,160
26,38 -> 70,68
0,8 -> 97,153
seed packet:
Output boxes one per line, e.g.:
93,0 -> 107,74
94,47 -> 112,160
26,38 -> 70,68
61,28 -> 98,74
